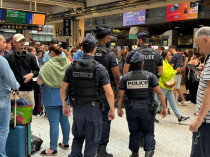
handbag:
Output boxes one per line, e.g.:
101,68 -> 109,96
11,93 -> 33,125
164,79 -> 176,89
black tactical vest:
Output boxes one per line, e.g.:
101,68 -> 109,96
132,46 -> 157,75
68,60 -> 101,102
94,46 -> 114,83
126,70 -> 152,100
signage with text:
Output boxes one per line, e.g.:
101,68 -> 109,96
123,10 -> 145,26
167,2 -> 198,22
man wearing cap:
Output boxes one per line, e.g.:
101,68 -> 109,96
117,51 -> 167,157
124,31 -> 163,125
4,33 -> 39,107
43,38 -> 66,64
123,31 -> 163,76
94,25 -> 120,157
60,33 -> 115,157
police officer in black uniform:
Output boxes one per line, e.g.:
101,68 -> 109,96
94,25 -> 120,157
117,52 -> 167,157
60,33 -> 115,157
123,31 -> 163,76
124,31 -> 163,124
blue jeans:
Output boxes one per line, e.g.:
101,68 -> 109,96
45,106 -> 70,150
155,87 -> 181,118
0,96 -> 11,157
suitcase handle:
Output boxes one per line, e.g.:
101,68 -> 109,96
11,92 -> 17,128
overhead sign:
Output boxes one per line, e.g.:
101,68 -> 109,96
123,10 -> 145,26
0,8 -> 46,25
63,19 -> 71,36
167,2 -> 198,22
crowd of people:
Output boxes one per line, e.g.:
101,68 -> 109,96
0,26 -> 210,157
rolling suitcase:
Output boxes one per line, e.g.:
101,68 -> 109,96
6,92 -> 31,157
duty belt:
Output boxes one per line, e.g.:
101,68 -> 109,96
129,99 -> 152,105
75,101 -> 101,108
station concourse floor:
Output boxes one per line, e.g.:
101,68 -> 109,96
31,87 -> 195,157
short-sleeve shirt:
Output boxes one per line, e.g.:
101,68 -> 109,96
43,51 -> 66,63
97,45 -> 119,69
119,69 -> 159,91
170,53 -> 183,69
196,58 -> 210,122
63,54 -> 110,86
125,46 -> 163,67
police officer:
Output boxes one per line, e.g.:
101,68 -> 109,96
124,31 -> 163,124
60,33 -> 115,157
94,25 -> 120,157
117,52 -> 167,157
123,31 -> 163,76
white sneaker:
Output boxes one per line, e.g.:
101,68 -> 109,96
180,101 -> 191,105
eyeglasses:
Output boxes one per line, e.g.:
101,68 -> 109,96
193,131 -> 200,145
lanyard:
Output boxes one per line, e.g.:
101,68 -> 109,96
204,54 -> 210,65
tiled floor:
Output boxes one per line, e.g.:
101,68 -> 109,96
31,100 -> 195,157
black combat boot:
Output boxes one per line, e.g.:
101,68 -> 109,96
130,152 -> 139,157
145,150 -> 155,157
96,145 -> 113,157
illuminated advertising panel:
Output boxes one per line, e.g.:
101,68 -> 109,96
123,10 -> 145,26
167,2 -> 198,22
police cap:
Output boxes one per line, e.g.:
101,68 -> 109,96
82,33 -> 97,47
136,31 -> 150,39
130,51 -> 144,64
95,25 -> 112,39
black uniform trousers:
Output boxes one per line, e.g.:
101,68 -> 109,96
99,101 -> 111,146
69,105 -> 102,157
126,103 -> 155,153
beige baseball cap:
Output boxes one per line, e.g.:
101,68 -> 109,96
13,34 -> 26,42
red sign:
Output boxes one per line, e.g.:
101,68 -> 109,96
167,2 -> 198,22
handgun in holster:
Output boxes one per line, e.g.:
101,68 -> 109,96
149,100 -> 158,117
71,97 -> 76,107
122,95 -> 129,109
97,96 -> 106,112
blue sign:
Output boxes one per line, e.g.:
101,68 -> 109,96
26,13 -> 33,24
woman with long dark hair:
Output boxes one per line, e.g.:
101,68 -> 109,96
188,50 -> 200,103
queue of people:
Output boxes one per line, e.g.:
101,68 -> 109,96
1,26 -> 210,157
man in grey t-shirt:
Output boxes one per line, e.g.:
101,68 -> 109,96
189,27 -> 210,157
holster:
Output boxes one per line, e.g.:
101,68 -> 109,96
149,100 -> 158,117
122,95 -> 129,109
97,96 -> 106,111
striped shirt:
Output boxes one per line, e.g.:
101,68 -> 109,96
196,58 -> 210,123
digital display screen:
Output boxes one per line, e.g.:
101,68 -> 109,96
0,9 -> 7,22
123,10 -> 145,26
26,12 -> 33,24
167,2 -> 198,22
33,13 -> 45,25
6,10 -> 26,24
